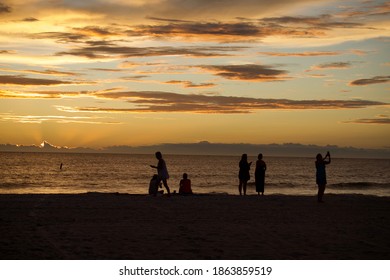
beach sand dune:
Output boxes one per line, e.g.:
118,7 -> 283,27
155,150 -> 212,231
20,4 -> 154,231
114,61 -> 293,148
0,193 -> 389,259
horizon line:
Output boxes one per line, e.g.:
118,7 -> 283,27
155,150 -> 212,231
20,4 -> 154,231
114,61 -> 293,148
1,141 -> 389,159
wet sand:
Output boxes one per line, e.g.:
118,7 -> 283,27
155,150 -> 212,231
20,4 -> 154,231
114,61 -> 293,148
0,193 -> 389,259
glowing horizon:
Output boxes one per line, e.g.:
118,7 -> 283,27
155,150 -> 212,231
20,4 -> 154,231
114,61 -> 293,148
0,0 -> 389,149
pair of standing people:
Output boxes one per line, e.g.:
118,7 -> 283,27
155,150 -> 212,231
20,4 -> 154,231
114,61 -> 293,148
238,153 -> 267,196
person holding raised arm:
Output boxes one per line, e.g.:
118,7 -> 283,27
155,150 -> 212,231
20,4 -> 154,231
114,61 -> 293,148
315,151 -> 331,202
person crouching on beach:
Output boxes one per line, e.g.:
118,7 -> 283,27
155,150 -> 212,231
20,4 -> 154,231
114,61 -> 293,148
149,174 -> 164,196
150,151 -> 171,196
315,151 -> 331,202
179,173 -> 193,195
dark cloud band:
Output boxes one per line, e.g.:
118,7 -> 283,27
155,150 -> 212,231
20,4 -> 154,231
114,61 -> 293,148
350,76 -> 390,86
66,90 -> 387,114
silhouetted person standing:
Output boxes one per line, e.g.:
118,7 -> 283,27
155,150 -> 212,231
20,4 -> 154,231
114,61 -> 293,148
238,154 -> 252,195
255,153 -> 267,195
150,151 -> 171,196
315,151 -> 331,202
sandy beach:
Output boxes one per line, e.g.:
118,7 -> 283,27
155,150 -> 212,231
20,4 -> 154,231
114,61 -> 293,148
0,193 -> 389,260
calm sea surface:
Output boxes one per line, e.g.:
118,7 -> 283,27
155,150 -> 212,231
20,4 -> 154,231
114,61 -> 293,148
1,152 -> 389,196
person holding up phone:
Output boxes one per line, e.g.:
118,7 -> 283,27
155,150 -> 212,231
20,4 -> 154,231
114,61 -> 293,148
315,151 -> 331,202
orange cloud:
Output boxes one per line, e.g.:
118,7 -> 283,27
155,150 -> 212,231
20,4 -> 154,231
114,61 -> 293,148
0,89 -> 91,99
165,80 -> 216,88
0,50 -> 16,54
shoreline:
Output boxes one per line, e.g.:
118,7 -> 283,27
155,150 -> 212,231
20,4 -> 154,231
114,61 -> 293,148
1,193 -> 389,260
1,192 -> 389,198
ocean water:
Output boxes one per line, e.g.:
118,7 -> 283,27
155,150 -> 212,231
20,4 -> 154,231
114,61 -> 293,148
0,152 -> 389,196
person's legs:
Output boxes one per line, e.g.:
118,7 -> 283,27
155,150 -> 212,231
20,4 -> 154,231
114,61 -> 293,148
238,181 -> 243,195
317,184 -> 325,202
162,179 -> 171,195
243,181 -> 247,195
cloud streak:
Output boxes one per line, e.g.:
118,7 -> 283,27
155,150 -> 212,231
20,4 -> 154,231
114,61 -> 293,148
349,76 -> 390,86
261,15 -> 365,30
0,68 -> 80,77
56,45 -> 244,59
55,90 -> 387,114
198,64 -> 289,81
258,51 -> 342,57
0,75 -> 78,86
22,17 -> 39,22
0,89 -> 91,99
165,80 -> 216,88
129,14 -> 366,41
3,88 -> 386,114
312,62 -> 352,70
132,21 -> 266,40
31,32 -> 89,44
344,116 -> 390,125
0,113 -> 120,125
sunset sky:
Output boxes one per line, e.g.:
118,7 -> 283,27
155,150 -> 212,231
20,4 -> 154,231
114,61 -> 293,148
0,0 -> 389,149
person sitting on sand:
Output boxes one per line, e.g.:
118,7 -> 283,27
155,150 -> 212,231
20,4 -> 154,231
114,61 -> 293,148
179,173 -> 193,195
315,151 -> 331,202
150,151 -> 171,196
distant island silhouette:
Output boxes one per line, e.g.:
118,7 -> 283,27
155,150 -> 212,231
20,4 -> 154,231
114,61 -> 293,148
1,141 -> 389,158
